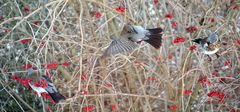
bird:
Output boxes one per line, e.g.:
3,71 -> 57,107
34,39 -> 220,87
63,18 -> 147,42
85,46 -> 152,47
102,24 -> 163,57
192,32 -> 221,61
27,68 -> 65,103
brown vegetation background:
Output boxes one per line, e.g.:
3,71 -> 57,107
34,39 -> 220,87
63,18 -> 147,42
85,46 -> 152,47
0,0 -> 239,112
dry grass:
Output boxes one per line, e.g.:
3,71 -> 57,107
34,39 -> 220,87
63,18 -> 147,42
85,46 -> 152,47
0,0 -> 240,112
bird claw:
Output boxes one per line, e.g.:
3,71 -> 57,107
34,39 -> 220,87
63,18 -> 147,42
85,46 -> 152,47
207,55 -> 212,61
215,53 -> 220,58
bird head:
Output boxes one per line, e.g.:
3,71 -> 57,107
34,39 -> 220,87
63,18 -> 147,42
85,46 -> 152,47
120,24 -> 137,37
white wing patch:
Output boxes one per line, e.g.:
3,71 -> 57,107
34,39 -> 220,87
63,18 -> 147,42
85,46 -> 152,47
29,83 -> 48,97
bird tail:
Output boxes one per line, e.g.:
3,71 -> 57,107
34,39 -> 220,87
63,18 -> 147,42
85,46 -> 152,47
41,75 -> 65,103
48,92 -> 65,103
192,38 -> 202,44
147,28 -> 163,34
144,28 -> 163,49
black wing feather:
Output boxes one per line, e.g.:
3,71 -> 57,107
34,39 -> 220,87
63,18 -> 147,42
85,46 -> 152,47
147,28 -> 163,34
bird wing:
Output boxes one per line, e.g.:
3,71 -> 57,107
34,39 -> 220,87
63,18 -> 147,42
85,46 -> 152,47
29,83 -> 48,97
41,75 -> 65,103
27,71 -> 65,103
40,75 -> 58,94
103,38 -> 138,57
207,32 -> 219,44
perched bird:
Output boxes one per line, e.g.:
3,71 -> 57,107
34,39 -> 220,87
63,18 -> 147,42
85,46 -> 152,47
27,68 -> 65,103
192,32 -> 221,61
103,24 -> 163,57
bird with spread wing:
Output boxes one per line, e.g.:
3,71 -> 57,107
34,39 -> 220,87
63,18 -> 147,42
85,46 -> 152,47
102,24 -> 164,57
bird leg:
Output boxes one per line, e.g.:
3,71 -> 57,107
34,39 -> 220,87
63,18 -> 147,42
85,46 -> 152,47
215,53 -> 220,58
207,55 -> 212,61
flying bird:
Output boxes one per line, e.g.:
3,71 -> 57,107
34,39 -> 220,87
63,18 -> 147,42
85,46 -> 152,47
103,24 -> 163,57
192,32 -> 221,61
27,68 -> 65,103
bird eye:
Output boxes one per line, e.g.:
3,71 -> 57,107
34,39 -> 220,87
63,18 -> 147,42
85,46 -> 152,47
127,30 -> 132,33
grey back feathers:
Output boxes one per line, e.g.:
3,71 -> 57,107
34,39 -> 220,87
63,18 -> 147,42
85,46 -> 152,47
41,75 -> 58,94
130,25 -> 148,41
207,32 -> 219,44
